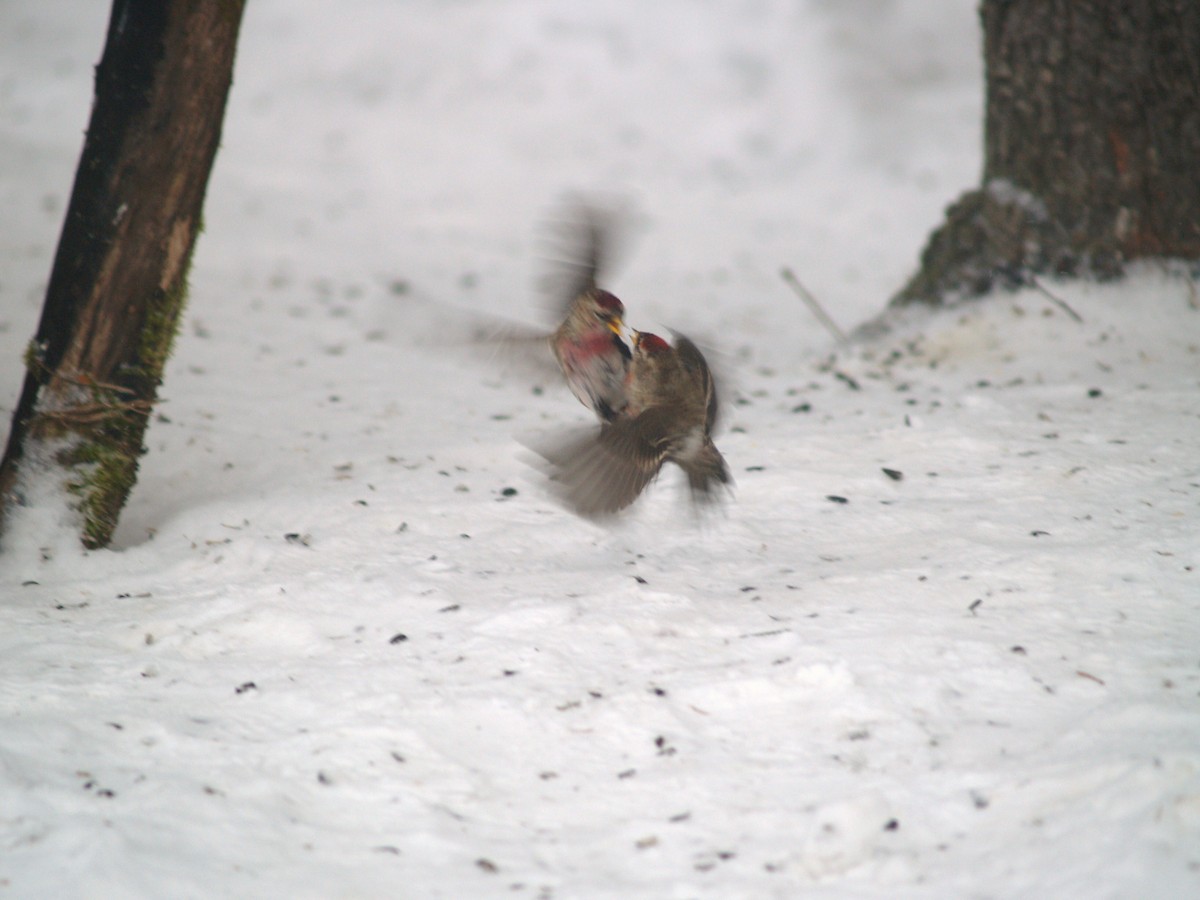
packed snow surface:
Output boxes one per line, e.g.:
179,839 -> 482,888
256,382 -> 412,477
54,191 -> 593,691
2,2 -> 1198,897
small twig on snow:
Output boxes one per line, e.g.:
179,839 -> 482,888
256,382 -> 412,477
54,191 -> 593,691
1030,276 -> 1083,323
781,267 -> 849,347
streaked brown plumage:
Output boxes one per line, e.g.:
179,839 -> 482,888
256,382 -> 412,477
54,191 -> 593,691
541,330 -> 731,517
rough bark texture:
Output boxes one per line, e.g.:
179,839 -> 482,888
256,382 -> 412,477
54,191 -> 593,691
894,0 -> 1200,306
0,0 -> 244,549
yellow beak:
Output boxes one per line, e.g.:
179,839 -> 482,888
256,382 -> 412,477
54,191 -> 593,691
608,318 -> 634,346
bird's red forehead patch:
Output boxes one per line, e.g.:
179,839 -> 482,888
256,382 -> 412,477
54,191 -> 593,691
636,332 -> 670,354
593,290 -> 624,315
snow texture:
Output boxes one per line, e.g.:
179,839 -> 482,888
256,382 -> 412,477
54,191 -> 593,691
2,2 -> 1198,898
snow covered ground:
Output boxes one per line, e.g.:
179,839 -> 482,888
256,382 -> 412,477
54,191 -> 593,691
2,2 -> 1198,897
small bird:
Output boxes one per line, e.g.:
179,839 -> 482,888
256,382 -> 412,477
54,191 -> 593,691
477,198 -> 634,423
551,286 -> 631,422
539,329 -> 731,517
544,200 -> 634,422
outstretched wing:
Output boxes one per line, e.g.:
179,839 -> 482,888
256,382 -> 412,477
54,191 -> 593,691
539,197 -> 630,320
537,409 -> 677,518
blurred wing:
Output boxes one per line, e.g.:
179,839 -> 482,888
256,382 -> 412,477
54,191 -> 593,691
467,314 -> 560,381
538,196 -> 631,319
538,413 -> 670,518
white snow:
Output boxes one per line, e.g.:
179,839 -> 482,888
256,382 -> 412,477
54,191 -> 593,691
2,2 -> 1199,897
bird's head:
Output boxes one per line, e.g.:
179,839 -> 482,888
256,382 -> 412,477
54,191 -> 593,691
633,331 -> 671,355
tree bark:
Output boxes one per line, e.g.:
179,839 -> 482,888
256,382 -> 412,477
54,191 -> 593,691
0,0 -> 245,549
893,0 -> 1200,306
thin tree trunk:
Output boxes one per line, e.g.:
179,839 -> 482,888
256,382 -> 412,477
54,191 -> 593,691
893,0 -> 1200,306
0,0 -> 245,549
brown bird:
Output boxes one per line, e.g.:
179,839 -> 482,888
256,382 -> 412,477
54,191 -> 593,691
544,199 -> 634,422
477,198 -> 633,422
550,286 -> 631,423
539,329 -> 731,517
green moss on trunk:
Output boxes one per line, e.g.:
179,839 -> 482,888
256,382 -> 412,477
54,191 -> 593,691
65,431 -> 141,549
63,266 -> 190,548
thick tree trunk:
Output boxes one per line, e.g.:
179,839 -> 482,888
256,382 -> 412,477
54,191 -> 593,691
0,1 -> 244,549
893,0 -> 1200,306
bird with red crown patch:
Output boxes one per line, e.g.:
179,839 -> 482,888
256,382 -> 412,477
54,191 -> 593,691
539,329 -> 731,517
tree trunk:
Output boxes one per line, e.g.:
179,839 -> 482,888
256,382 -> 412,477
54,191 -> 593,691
0,0 -> 245,549
893,0 -> 1200,306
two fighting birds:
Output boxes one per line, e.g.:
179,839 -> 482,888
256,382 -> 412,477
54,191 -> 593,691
533,204 -> 732,519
